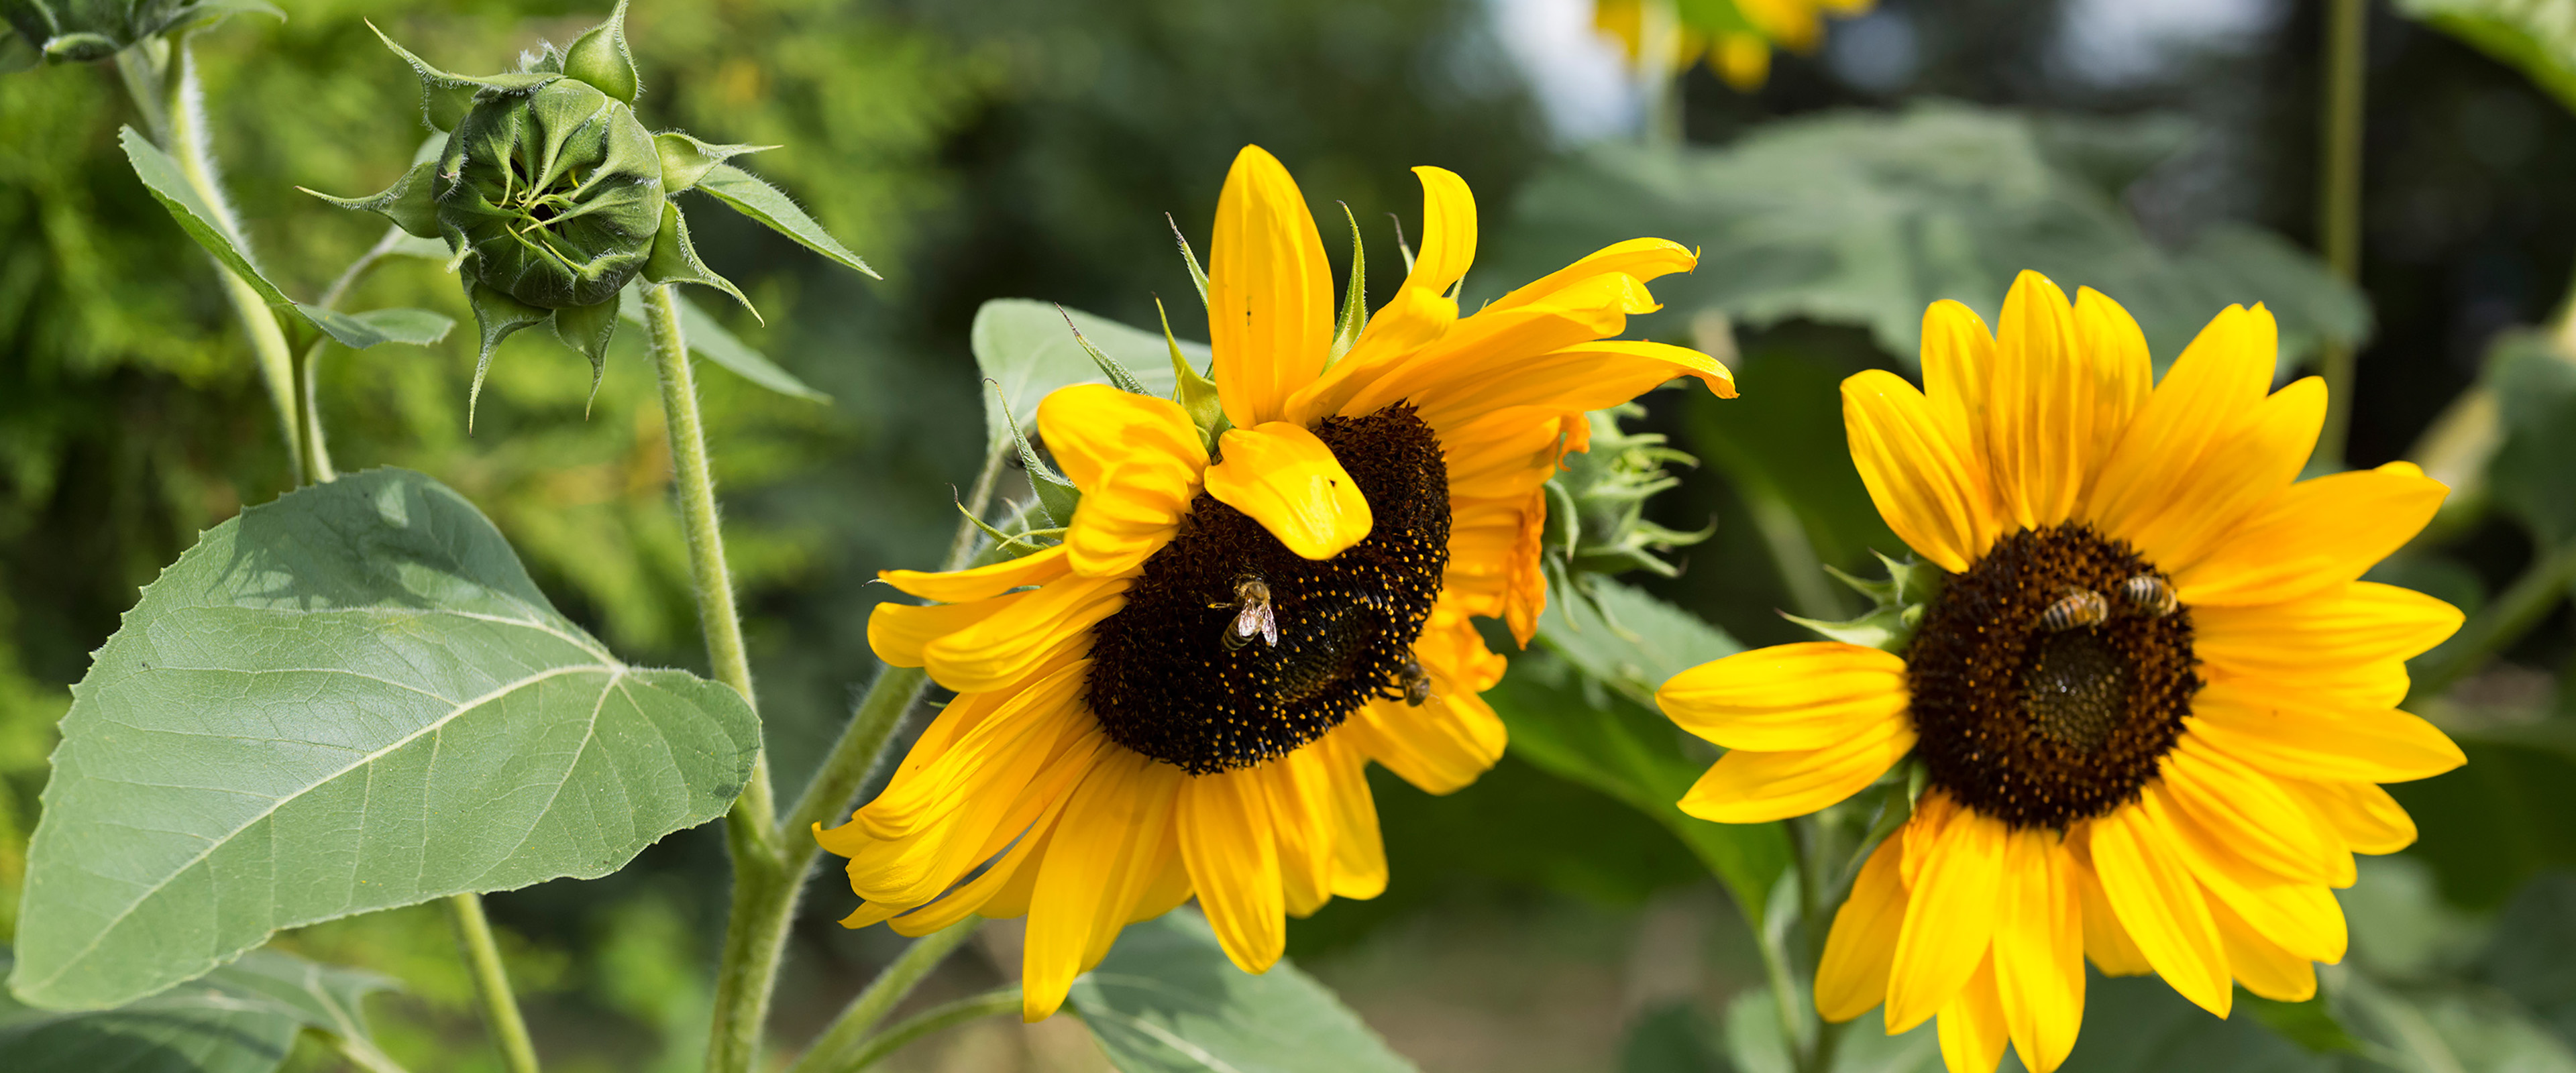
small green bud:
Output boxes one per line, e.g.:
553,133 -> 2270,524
439,78 -> 665,309
562,0 -> 637,105
652,131 -> 771,194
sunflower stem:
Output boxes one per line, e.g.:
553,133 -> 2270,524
783,922 -> 981,1073
446,893 -> 542,1073
649,282 -> 789,1073
2314,0 -> 2368,469
2409,538 -> 2576,703
815,988 -> 1022,1073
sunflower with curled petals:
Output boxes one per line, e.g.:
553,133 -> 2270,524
816,145 -> 1736,1021
1654,271 -> 2465,1073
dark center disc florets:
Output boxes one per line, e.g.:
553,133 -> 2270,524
1083,405 -> 1451,775
1904,523 -> 2200,830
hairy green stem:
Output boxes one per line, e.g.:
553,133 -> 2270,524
782,923 -> 982,1073
116,39 -> 306,485
647,283 -> 791,1073
2410,539 -> 2576,703
2314,0 -> 2367,468
446,894 -> 541,1073
824,988 -> 1022,1073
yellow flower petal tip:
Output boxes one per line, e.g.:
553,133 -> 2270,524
1206,422 -> 1374,560
1652,271 -> 2456,1070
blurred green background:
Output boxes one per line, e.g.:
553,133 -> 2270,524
8,0 -> 2576,1069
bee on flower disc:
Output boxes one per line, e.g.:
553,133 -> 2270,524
1213,575 -> 1279,650
2118,573 -> 2179,618
2038,587 -> 2110,632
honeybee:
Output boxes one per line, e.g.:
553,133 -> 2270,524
1395,655 -> 1433,706
2118,573 -> 2179,618
1212,575 -> 1279,650
2039,587 -> 2110,632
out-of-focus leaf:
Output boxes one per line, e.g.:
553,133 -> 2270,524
1719,989 -> 1934,1073
2389,718 -> 2576,909
1067,909 -> 1416,1073
1620,1000 -> 1731,1073
0,948 -> 390,1073
2394,0 -> 2576,115
1683,361 -> 1898,582
1491,103 -> 2367,372
1498,585 -> 1792,922
616,286 -> 828,403
972,299 -> 1194,451
2242,994 -> 2363,1056
2480,870 -> 2576,1048
2339,970 -> 2576,1073
2486,330 -> 2576,545
2053,974 -> 2335,1072
302,306 -> 453,350
8,469 -> 761,1011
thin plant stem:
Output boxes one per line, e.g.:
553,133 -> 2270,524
1754,916 -> 1805,1070
824,988 -> 1022,1073
646,283 -> 793,1073
2409,539 -> 2576,703
331,1031 -> 415,1073
782,922 -> 982,1073
445,893 -> 541,1073
115,38 -> 306,485
297,226 -> 413,485
2314,0 -> 2367,468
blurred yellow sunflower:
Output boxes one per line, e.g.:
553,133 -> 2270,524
1655,271 -> 2465,1072
1595,0 -> 1874,90
820,145 -> 1735,1021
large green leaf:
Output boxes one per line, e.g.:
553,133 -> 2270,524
9,469 -> 761,1011
2481,870 -> 2576,1048
2486,330 -> 2576,545
1490,103 -> 2367,372
1535,575 -> 1746,710
1067,909 -> 1416,1073
0,948 -> 390,1073
2394,0 -> 2576,115
2391,718 -> 2576,909
971,299 -> 1197,451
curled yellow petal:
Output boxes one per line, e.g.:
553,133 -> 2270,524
1205,422 -> 1373,560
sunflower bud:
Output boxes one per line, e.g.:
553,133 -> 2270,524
1543,404 -> 1713,581
2,0 -> 266,66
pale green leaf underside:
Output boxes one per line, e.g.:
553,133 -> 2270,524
617,286 -> 827,402
1536,576 -> 1743,711
2394,0 -> 2576,115
8,469 -> 759,1011
1067,911 -> 1417,1073
0,948 -> 388,1073
971,299 -> 1200,451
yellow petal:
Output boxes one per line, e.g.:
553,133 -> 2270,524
2158,736 -> 2345,885
1205,422 -> 1373,560
2210,897 -> 2319,1002
1179,767 -> 1287,974
1403,340 -> 1736,431
2073,849 -> 2153,976
1937,956 -> 2010,1073
1482,237 -> 1696,315
1986,270 -> 2088,530
838,683 -> 1089,907
1887,803 -> 2006,1033
2174,461 -> 2449,607
1817,836 -> 1907,1023
1993,830 -> 2084,1073
2285,778 -> 2418,854
2194,582 -> 2464,680
2071,286 -> 2153,489
879,545 -> 1073,604
1320,735 -> 1389,900
1036,384 -> 1209,577
2119,377 -> 2328,575
920,575 -> 1127,693
879,732 -> 1109,936
869,595 -> 1022,668
1843,369 -> 1997,573
2086,303 -> 2280,539
1678,716 -> 1915,824
2151,782 -> 2349,963
1316,273 -> 1661,420
1918,299 -> 1996,471
1263,748 -> 1338,918
2183,681 -> 2465,785
1208,145 -> 1332,429
1344,166 -> 1476,358
2085,804 -> 2232,1017
1023,750 -> 1183,1021
1656,641 -> 1911,752
1341,624 -> 1507,793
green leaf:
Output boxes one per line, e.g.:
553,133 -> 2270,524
2480,870 -> 2576,1048
653,132 -> 774,195
299,160 -> 441,240
2046,974 -> 2336,1073
692,164 -> 878,278
642,204 -> 756,318
2241,993 -> 2362,1056
2487,331 -> 2576,545
2390,718 -> 2576,910
119,126 -> 299,312
0,956 -> 300,1073
1617,1001 -> 1727,1073
970,299 -> 1193,453
616,286 -> 826,403
1490,103 -> 2367,373
298,306 -> 454,351
563,0 -> 638,105
2338,970 -> 2576,1073
1716,989 -> 1934,1073
7,469 -> 761,1010
1066,910 -> 1417,1073
2394,0 -> 2576,115
1535,575 -> 1745,711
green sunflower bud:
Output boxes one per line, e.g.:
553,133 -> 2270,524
439,78 -> 665,309
1544,404 -> 1714,580
3,0 -> 273,66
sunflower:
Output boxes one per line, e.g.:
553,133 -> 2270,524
1654,271 -> 2465,1072
818,145 -> 1735,1021
1594,0 -> 1874,91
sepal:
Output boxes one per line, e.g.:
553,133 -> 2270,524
1057,304 -> 1147,394
1156,296 -> 1228,450
1165,212 -> 1209,306
563,0 -> 637,104
986,380 -> 1081,528
1541,405 -> 1711,581
1780,550 -> 1943,655
692,164 -> 877,278
643,203 -> 757,319
464,280 -> 551,431
1328,203 -> 1367,363
550,298 -> 621,413
299,160 -> 442,239
366,21 -> 555,132
654,131 -> 773,194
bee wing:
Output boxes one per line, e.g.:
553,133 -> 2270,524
1258,607 -> 1279,647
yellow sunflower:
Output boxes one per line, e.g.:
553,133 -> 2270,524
1654,271 -> 2465,1072
818,145 -> 1736,1021
1595,0 -> 1874,91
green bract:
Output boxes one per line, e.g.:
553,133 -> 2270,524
304,0 -> 872,425
0,0 -> 267,66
